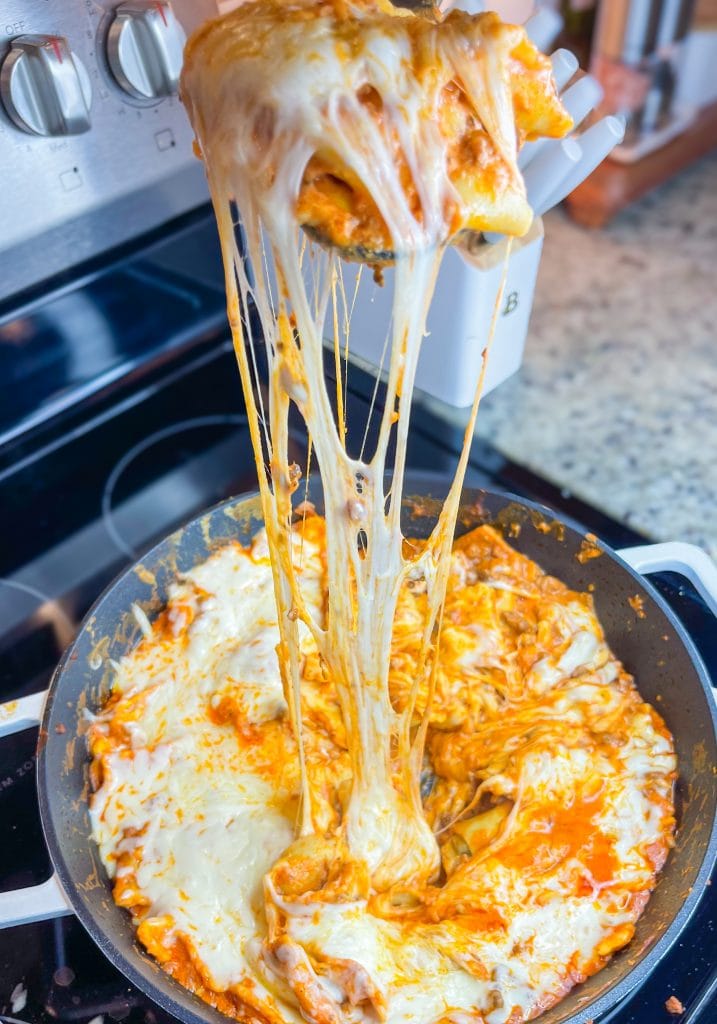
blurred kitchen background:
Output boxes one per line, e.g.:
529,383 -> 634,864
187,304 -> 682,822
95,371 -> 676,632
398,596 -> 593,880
473,151 -> 717,557
421,0 -> 717,559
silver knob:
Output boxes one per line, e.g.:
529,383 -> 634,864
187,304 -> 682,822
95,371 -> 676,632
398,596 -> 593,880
107,2 -> 187,100
0,35 -> 92,136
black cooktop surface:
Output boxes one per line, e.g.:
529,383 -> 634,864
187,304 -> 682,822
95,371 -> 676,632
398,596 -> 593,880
0,223 -> 714,1024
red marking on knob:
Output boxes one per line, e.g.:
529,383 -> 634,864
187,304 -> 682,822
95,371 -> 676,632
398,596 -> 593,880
50,37 -> 64,63
153,2 -> 169,26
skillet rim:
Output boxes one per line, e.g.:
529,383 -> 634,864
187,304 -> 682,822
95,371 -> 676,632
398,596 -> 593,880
37,481 -> 717,1024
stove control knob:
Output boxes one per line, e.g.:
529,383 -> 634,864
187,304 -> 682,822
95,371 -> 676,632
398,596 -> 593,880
107,2 -> 187,100
0,35 -> 92,136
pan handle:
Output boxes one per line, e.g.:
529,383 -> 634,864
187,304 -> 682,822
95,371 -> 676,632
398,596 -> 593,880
0,875 -> 71,928
0,689 -> 72,927
617,541 -> 717,619
0,690 -> 48,738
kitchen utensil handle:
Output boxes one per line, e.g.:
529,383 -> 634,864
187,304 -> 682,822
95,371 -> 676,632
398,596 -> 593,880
0,688 -> 72,927
0,690 -> 47,738
618,541 -> 717,618
0,875 -> 71,928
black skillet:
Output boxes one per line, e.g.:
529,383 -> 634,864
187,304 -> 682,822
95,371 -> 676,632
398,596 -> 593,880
38,474 -> 717,1024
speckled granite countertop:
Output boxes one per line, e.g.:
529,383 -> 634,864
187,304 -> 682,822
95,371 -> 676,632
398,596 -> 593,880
441,152 -> 717,558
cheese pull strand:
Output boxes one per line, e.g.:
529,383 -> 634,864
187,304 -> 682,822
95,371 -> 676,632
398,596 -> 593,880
179,0 -> 573,1016
183,0 -> 540,886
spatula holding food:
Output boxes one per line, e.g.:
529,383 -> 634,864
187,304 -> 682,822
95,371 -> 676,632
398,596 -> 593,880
297,1 -> 623,263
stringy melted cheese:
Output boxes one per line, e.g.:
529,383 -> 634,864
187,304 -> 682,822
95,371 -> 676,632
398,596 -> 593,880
178,0 -> 574,901
182,0 -> 570,257
89,521 -> 676,1024
89,2 -> 674,1021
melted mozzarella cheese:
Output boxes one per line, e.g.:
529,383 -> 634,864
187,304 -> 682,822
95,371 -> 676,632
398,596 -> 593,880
100,751 -> 294,993
90,528 -> 676,1024
90,534 -> 324,998
178,0 -> 572,918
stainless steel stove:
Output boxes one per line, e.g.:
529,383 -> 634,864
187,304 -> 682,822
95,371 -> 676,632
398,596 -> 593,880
0,2 -> 715,1022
